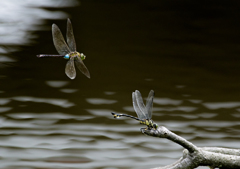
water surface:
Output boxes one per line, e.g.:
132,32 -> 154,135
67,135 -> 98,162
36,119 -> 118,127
1,0 -> 240,169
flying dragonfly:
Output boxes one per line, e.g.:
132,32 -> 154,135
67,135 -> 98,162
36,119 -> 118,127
111,90 -> 158,130
37,18 -> 90,79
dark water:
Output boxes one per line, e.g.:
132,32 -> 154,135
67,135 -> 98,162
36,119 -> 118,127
1,0 -> 240,169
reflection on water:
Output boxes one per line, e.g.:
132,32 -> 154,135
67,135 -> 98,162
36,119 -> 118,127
86,98 -> 117,105
203,102 -> 240,109
46,81 -> 70,88
0,0 -> 78,64
12,96 -> 75,108
1,91 -> 240,168
154,97 -> 182,105
0,0 -> 240,169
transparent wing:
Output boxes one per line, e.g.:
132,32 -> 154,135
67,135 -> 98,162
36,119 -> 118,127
65,56 -> 76,79
145,90 -> 154,119
132,91 -> 148,120
75,56 -> 90,78
52,24 -> 71,55
66,18 -> 76,52
135,90 -> 150,118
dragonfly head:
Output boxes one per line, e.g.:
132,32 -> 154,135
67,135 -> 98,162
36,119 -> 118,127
80,53 -> 86,60
153,123 -> 158,129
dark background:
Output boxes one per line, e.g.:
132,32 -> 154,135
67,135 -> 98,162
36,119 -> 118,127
0,0 -> 240,169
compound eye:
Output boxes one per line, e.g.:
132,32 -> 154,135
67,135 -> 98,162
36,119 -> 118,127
153,124 -> 158,129
80,53 -> 86,60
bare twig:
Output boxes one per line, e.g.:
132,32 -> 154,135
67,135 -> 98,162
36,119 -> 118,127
142,127 -> 240,169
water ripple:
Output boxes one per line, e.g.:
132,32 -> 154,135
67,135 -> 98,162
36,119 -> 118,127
154,98 -> 182,105
0,107 -> 12,113
86,98 -> 117,105
0,98 -> 10,105
86,109 -> 113,116
203,102 -> 240,109
7,112 -> 93,121
45,81 -> 69,88
154,106 -> 197,112
12,96 -> 74,108
60,89 -> 79,93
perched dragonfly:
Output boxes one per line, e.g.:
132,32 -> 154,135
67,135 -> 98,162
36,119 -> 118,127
37,18 -> 90,79
111,90 -> 158,130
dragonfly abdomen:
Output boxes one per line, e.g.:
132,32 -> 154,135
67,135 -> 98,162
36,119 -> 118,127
37,54 -> 65,58
64,54 -> 70,59
111,112 -> 141,121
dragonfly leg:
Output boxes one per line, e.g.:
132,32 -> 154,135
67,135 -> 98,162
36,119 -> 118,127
140,128 -> 151,136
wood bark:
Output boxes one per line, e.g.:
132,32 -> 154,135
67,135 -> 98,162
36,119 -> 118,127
141,126 -> 240,169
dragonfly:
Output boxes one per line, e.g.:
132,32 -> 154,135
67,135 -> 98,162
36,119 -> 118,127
111,90 -> 158,130
37,18 -> 90,79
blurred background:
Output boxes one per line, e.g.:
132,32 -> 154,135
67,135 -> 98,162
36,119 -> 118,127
0,0 -> 240,169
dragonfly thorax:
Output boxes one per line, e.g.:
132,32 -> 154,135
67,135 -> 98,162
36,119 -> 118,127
140,119 -> 158,129
69,52 -> 79,58
65,52 -> 86,61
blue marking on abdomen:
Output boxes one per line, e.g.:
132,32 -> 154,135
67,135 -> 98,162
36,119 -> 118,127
64,54 -> 70,59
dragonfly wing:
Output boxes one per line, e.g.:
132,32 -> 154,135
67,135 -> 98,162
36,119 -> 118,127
132,91 -> 148,120
52,24 -> 71,55
75,56 -> 90,78
65,56 -> 76,79
134,90 -> 150,118
66,18 -> 77,52
145,90 -> 154,119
